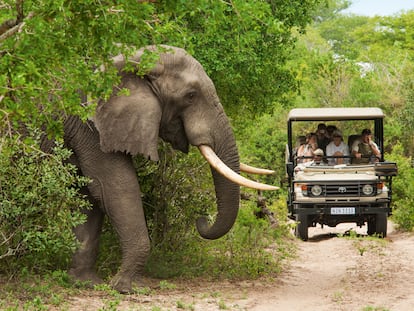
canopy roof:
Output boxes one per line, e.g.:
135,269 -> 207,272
288,107 -> 384,121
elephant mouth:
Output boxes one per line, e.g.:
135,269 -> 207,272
159,118 -> 189,153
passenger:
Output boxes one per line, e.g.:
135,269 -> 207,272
293,135 -> 306,158
351,128 -> 381,164
309,148 -> 325,166
326,125 -> 338,141
296,133 -> 317,163
326,130 -> 350,165
315,123 -> 330,154
295,148 -> 325,173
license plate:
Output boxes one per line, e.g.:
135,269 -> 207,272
331,207 -> 355,215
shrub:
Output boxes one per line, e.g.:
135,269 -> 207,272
145,195 -> 294,280
387,143 -> 414,231
0,133 -> 90,275
96,142 -> 294,280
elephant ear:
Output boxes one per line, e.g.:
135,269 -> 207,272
94,74 -> 162,161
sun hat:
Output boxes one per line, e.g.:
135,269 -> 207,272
313,148 -> 324,156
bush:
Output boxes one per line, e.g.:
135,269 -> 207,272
145,195 -> 294,280
96,142 -> 294,280
0,133 -> 90,275
387,143 -> 414,231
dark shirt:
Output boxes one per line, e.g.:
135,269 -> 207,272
317,136 -> 330,154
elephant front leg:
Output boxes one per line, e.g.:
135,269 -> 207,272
74,145 -> 151,294
103,180 -> 151,294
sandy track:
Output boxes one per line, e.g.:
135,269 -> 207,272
68,221 -> 414,311
240,221 -> 414,311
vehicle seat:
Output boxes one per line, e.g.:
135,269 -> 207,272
348,134 -> 360,150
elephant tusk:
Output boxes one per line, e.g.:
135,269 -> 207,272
198,145 -> 279,191
240,163 -> 275,175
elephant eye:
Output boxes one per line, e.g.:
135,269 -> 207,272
185,91 -> 197,101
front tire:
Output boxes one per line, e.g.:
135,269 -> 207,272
367,213 -> 387,238
295,214 -> 309,241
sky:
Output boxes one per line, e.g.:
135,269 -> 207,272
342,0 -> 414,16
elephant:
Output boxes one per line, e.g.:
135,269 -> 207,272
61,45 -> 277,293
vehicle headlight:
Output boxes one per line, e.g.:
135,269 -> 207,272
362,184 -> 374,195
311,185 -> 323,196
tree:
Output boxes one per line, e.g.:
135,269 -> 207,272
1,0 -> 321,275
1,0 -> 321,131
287,7 -> 414,233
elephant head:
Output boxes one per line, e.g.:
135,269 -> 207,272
94,45 -> 276,240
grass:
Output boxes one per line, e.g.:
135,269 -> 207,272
0,272 -> 241,311
337,229 -> 388,256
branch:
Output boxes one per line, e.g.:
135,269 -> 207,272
0,12 -> 34,43
0,230 -> 23,260
0,19 -> 18,36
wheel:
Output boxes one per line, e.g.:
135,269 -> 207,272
375,213 -> 388,238
367,214 -> 387,238
295,214 -> 309,241
367,217 -> 375,235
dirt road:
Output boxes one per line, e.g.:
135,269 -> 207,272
240,222 -> 414,311
69,221 -> 414,311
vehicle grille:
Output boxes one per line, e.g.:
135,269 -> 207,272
310,182 -> 376,197
326,184 -> 360,196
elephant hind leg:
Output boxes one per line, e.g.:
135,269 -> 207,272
69,202 -> 104,286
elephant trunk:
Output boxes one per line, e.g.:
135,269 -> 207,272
196,116 -> 240,240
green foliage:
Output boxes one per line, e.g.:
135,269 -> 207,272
94,143 -> 294,281
0,270 -> 79,309
0,0 -> 161,133
387,144 -> 414,231
294,8 -> 414,231
1,0 -> 320,135
137,143 -> 215,248
0,133 -> 90,275
1,0 -> 320,283
145,193 -> 294,280
311,0 -> 351,22
235,105 -> 288,190
292,8 -> 414,156
165,0 -> 319,115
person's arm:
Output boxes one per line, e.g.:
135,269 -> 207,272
351,140 -> 361,158
325,143 -> 332,156
368,139 -> 381,157
343,143 -> 350,156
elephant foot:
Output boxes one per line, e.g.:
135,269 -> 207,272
131,274 -> 151,291
110,273 -> 133,294
68,268 -> 103,288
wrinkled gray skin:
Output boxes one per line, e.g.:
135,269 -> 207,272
62,46 -> 240,293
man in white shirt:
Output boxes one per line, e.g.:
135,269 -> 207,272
326,130 -> 350,165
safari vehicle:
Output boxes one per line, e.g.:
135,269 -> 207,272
286,107 -> 397,240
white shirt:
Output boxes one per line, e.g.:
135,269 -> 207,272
326,141 -> 350,165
